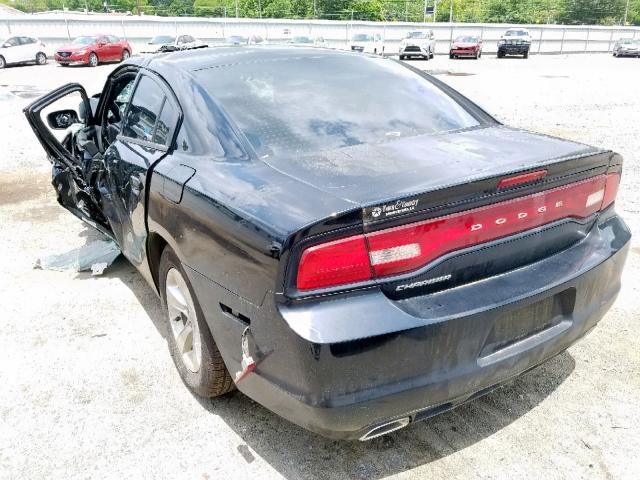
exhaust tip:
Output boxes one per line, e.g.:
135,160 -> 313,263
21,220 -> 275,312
359,417 -> 410,441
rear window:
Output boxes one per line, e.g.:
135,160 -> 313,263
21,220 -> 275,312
195,53 -> 480,158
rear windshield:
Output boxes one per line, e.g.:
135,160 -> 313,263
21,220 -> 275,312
505,30 -> 528,36
195,53 -> 480,157
151,35 -> 175,44
352,34 -> 373,42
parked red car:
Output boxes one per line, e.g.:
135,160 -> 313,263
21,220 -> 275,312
55,35 -> 131,67
449,35 -> 483,59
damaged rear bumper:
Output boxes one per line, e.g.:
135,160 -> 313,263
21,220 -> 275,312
188,213 -> 630,440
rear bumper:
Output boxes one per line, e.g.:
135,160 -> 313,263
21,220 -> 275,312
189,213 -> 630,440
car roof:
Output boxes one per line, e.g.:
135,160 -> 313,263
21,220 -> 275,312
147,45 -> 366,74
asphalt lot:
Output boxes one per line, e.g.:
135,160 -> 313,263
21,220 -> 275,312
1,53 -> 639,480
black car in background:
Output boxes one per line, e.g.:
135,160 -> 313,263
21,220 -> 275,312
25,47 -> 630,440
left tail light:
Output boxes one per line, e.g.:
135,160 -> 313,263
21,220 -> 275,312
295,173 -> 620,291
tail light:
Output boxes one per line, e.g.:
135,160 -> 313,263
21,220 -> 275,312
296,173 -> 620,291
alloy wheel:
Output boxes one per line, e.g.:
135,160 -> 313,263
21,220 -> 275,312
122,50 -> 130,61
88,53 -> 98,67
36,52 -> 46,65
165,267 -> 202,373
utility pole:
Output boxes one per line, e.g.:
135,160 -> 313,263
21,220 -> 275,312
235,0 -> 238,18
624,0 -> 630,24
449,0 -> 453,23
434,0 -> 437,22
423,0 -> 427,23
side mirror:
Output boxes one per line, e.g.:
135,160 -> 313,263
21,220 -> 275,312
98,41 -> 107,47
46,109 -> 81,129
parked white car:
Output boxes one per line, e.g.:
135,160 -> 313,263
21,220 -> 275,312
398,30 -> 436,60
141,34 -> 206,54
0,35 -> 48,68
349,33 -> 384,55
288,36 -> 329,48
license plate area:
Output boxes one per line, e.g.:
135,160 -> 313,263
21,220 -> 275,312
480,288 -> 576,358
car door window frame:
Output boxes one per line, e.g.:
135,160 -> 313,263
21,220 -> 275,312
117,70 -> 182,152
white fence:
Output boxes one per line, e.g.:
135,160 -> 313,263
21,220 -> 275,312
2,14 -> 640,55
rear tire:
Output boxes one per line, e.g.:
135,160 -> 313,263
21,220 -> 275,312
88,52 -> 98,67
523,50 -> 529,59
449,52 -> 454,59
159,246 -> 235,398
121,49 -> 130,61
399,55 -> 405,60
35,52 -> 47,65
0,56 -> 5,69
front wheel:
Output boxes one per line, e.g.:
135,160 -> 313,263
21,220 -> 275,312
523,50 -> 529,59
121,49 -> 130,61
399,54 -> 405,60
88,52 -> 98,67
160,247 -> 235,397
35,52 -> 47,65
0,56 -> 5,69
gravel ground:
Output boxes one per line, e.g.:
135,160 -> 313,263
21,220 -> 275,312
0,54 -> 639,480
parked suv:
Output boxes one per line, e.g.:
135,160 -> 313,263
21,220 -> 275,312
497,28 -> 531,58
613,38 -> 640,57
349,33 -> 384,55
0,35 -> 48,69
399,30 -> 435,60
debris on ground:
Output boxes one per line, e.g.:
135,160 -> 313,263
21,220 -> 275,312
34,239 -> 121,275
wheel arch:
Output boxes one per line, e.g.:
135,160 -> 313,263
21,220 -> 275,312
147,230 -> 169,293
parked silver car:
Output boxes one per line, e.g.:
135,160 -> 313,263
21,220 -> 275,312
613,38 -> 640,57
142,34 -> 206,53
398,30 -> 435,60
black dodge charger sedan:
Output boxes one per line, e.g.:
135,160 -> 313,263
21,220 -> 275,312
25,46 -> 630,440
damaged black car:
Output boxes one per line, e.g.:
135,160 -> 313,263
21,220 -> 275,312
25,47 -> 630,440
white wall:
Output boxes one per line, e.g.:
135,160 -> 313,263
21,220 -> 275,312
2,14 -> 639,55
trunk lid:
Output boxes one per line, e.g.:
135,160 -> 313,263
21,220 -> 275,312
279,125 -> 618,299
263,125 -> 602,207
